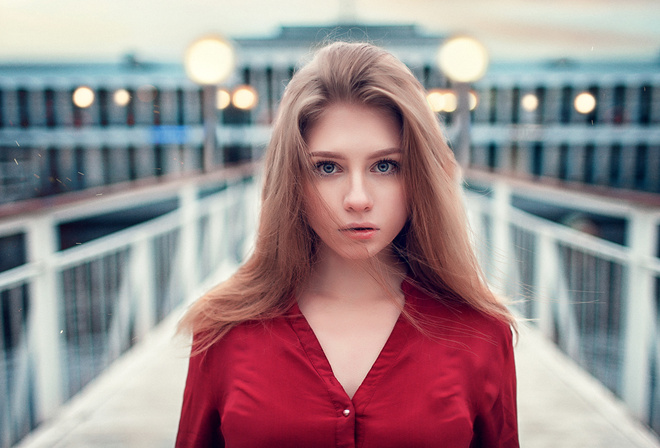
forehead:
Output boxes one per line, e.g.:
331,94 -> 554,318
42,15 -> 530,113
305,103 -> 401,154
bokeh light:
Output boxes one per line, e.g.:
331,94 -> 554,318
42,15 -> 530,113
521,93 -> 539,112
574,92 -> 596,114
232,85 -> 258,110
426,89 -> 459,113
427,90 -> 446,112
468,91 -> 478,111
72,86 -> 95,108
185,36 -> 235,85
137,85 -> 156,102
216,88 -> 231,109
113,88 -> 131,106
437,36 -> 489,83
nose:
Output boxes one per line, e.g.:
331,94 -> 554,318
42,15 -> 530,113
343,173 -> 373,212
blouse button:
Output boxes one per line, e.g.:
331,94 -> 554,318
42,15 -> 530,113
342,409 -> 351,417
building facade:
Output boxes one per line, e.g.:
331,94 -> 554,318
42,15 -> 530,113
1,24 -> 659,206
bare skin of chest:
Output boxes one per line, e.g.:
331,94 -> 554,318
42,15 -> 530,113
299,295 -> 402,399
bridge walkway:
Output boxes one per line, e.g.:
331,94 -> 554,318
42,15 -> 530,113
14,308 -> 660,448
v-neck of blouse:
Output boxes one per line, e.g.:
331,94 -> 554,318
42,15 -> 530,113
287,288 -> 413,413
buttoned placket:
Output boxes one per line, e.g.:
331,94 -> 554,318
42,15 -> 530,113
335,401 -> 356,448
288,297 -> 411,448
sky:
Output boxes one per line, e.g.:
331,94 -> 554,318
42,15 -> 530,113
1,0 -> 659,63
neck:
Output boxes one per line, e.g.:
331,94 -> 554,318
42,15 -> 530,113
300,245 -> 407,306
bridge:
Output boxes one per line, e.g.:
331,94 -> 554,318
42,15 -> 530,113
2,23 -> 660,447
1,159 -> 660,447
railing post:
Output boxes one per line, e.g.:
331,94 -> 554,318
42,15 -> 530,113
622,209 -> 658,420
26,214 -> 64,421
490,181 -> 512,297
133,235 -> 156,339
179,184 -> 199,301
534,230 -> 555,336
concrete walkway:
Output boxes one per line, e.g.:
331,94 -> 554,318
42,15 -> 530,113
15,311 -> 660,448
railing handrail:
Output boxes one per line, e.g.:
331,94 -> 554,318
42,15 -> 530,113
468,191 -> 635,264
54,208 -> 184,269
0,165 -> 259,448
0,262 -> 38,290
465,178 -> 660,435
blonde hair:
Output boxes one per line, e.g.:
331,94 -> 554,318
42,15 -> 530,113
179,42 -> 515,353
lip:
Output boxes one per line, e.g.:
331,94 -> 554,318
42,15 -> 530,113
340,223 -> 379,240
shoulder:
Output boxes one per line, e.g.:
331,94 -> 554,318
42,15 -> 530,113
192,315 -> 297,370
402,278 -> 514,356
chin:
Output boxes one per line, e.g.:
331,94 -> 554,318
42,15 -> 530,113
333,243 -> 393,262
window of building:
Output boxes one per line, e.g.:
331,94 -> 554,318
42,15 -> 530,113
176,89 -> 185,126
487,142 -> 497,170
634,143 -> 648,190
583,143 -> 595,184
532,142 -> 543,177
639,85 -> 651,125
98,88 -> 109,127
18,89 -> 29,128
45,89 -> 56,128
535,87 -> 546,125
488,87 -> 497,124
613,85 -> 626,124
511,87 -> 520,124
609,143 -> 622,186
560,86 -> 572,124
558,143 -> 569,180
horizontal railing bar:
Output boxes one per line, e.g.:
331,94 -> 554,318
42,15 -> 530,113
0,216 -> 30,239
54,185 -> 235,269
0,262 -> 38,291
54,210 -> 183,269
510,207 -> 632,262
466,192 -> 634,264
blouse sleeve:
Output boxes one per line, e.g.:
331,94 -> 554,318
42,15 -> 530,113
176,347 -> 224,448
471,326 -> 519,448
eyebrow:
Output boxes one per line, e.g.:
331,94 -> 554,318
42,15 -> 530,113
309,148 -> 402,159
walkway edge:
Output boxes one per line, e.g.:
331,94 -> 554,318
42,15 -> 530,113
518,323 -> 660,447
13,306 -> 188,448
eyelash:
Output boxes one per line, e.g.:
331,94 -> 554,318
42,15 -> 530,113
313,159 -> 400,176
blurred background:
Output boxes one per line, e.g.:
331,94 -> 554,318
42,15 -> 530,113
2,0 -> 659,62
1,1 -> 660,447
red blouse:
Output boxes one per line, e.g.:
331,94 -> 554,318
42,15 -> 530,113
176,280 -> 519,447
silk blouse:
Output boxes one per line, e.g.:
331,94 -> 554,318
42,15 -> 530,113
176,279 -> 519,447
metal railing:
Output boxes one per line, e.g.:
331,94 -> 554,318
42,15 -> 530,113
465,179 -> 660,435
0,171 -> 258,448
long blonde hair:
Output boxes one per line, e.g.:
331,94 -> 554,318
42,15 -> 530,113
179,42 -> 515,352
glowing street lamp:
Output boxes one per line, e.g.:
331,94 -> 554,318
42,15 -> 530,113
521,93 -> 539,112
113,88 -> 131,107
574,92 -> 596,114
232,85 -> 258,110
73,86 -> 95,108
216,88 -> 231,110
437,36 -> 489,168
184,35 -> 235,171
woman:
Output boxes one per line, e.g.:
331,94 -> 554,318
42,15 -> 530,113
176,41 -> 518,447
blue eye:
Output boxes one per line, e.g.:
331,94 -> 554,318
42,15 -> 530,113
374,160 -> 399,174
316,161 -> 337,175
376,162 -> 390,172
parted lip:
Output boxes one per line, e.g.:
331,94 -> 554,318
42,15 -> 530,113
340,223 -> 379,231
